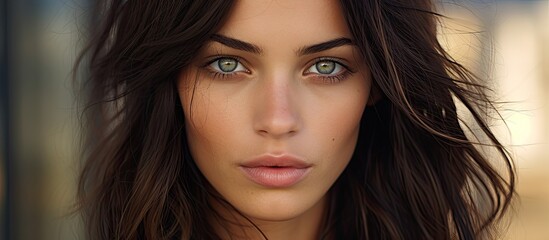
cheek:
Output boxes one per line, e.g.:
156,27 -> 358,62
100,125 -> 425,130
179,86 -> 216,148
177,77 -> 230,190
313,86 -> 369,151
178,72 -> 215,158
319,98 -> 365,164
177,74 -> 245,168
320,98 -> 365,136
292,82 -> 369,205
178,71 -> 221,137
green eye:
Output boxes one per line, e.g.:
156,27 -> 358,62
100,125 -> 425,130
307,59 -> 344,76
209,57 -> 248,74
315,61 -> 336,74
217,58 -> 238,72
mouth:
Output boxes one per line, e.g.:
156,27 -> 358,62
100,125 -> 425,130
239,154 -> 312,188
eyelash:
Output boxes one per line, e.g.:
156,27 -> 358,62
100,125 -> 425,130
203,55 -> 249,80
202,56 -> 353,84
304,57 -> 353,84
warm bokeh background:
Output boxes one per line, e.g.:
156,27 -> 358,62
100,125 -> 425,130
0,0 -> 547,239
440,1 -> 549,239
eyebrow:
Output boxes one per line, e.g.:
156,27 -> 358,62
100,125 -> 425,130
210,34 -> 262,54
210,34 -> 353,56
297,37 -> 353,55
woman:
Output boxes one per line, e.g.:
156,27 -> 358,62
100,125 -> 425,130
75,0 -> 515,239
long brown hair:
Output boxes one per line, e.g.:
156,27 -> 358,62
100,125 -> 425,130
75,0 -> 515,239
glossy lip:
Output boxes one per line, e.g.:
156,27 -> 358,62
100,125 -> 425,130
239,154 -> 312,188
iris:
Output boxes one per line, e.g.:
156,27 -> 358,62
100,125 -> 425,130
218,57 -> 238,72
315,61 -> 335,74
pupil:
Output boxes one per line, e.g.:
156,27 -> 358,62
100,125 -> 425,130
316,61 -> 335,74
218,58 -> 237,72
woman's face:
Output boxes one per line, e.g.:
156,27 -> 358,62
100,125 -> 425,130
178,0 -> 371,223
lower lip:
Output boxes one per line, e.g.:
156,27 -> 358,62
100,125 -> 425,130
240,166 -> 310,188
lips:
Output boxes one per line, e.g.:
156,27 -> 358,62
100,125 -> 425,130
239,154 -> 312,188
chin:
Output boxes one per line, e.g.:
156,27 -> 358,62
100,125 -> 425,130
230,190 -> 328,223
244,207 -> 304,222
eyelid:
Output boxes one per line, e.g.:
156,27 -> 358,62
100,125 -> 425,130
304,57 -> 353,75
302,57 -> 355,84
204,55 -> 248,69
202,55 -> 252,79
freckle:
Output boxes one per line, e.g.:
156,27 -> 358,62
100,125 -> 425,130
332,138 -> 335,142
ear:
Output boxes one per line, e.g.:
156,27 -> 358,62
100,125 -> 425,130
366,83 -> 382,106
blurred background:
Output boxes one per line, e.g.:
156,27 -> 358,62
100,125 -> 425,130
0,0 -> 547,239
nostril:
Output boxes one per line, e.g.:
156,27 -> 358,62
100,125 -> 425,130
255,127 -> 298,138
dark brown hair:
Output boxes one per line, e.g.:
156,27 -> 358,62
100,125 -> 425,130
75,0 -> 515,239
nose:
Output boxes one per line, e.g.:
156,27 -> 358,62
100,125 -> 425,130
253,75 -> 301,138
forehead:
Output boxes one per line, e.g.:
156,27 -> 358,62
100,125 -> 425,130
217,0 -> 351,47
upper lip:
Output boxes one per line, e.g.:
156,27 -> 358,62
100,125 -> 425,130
241,154 -> 311,168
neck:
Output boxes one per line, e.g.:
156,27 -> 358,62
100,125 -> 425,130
209,195 -> 329,240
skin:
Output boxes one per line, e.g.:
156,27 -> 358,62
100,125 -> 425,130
178,0 -> 372,239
